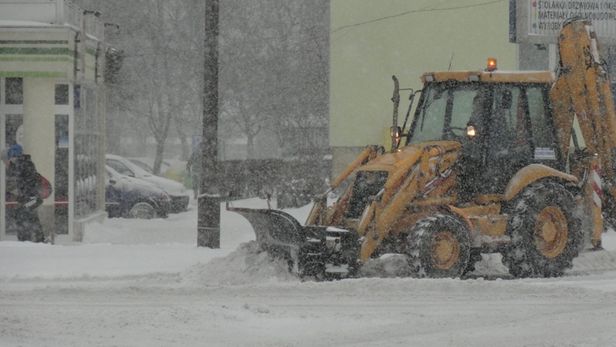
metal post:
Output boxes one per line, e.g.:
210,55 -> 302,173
198,0 -> 220,248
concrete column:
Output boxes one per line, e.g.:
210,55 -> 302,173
22,78 -> 56,239
97,85 -> 106,212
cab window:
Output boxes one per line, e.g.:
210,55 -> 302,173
527,87 -> 554,148
449,88 -> 480,130
488,87 -> 525,156
410,83 -> 481,144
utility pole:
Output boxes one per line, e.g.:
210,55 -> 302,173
198,0 -> 220,248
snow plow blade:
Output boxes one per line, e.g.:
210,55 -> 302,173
226,204 -> 360,279
226,206 -> 305,264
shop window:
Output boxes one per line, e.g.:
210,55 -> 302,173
4,114 -> 23,235
4,114 -> 23,146
55,84 -> 69,105
5,78 -> 23,105
74,85 -> 80,109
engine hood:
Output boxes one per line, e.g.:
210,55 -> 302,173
118,176 -> 166,196
140,175 -> 187,196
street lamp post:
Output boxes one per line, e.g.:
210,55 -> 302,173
198,0 -> 220,248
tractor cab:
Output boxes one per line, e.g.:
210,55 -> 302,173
401,66 -> 559,199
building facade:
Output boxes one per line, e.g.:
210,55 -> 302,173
0,0 -> 108,241
329,0 -> 616,176
329,0 -> 518,175
511,0 -> 616,79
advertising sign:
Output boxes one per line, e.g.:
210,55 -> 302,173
513,0 -> 616,43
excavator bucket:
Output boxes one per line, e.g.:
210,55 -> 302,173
226,205 -> 306,268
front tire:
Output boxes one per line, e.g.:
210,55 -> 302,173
501,181 -> 582,278
128,202 -> 157,219
406,214 -> 471,278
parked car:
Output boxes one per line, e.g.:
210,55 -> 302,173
127,158 -> 155,173
128,157 -> 188,186
105,165 -> 171,219
106,154 -> 190,212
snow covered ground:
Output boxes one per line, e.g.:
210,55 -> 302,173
2,197 -> 616,346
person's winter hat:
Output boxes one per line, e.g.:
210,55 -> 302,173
1,144 -> 23,161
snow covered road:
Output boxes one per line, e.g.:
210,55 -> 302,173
2,199 -> 616,346
3,270 -> 616,346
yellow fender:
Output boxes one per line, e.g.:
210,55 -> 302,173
503,164 -> 578,201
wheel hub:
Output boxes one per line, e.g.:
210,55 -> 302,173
535,206 -> 568,258
432,231 -> 460,269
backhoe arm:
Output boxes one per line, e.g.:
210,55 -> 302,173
550,19 -> 616,248
551,19 -> 616,190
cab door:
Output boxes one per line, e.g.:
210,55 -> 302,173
482,85 -> 534,194
525,85 -> 561,169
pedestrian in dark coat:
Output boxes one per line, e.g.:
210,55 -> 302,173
1,144 -> 44,242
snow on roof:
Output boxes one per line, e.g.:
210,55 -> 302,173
423,70 -> 555,84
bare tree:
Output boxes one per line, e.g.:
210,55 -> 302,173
78,0 -> 328,170
219,0 -> 329,159
76,0 -> 205,172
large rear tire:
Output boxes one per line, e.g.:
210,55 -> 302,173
406,214 -> 471,278
501,181 -> 582,278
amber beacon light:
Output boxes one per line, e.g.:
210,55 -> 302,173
486,57 -> 497,71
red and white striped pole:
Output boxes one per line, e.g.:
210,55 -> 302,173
589,158 -> 604,250
590,161 -> 603,210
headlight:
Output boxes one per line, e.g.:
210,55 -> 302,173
466,125 -> 477,137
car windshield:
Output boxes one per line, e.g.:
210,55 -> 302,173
129,159 -> 155,173
408,83 -> 481,144
106,159 -> 134,176
105,166 -> 122,180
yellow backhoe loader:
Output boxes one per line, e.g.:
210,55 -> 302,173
228,18 -> 615,279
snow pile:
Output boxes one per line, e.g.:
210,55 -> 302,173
360,253 -> 412,277
83,210 -> 200,245
181,241 -> 299,286
570,246 -> 616,274
470,254 -> 510,276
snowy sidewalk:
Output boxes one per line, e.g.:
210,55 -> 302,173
0,199 -> 307,280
